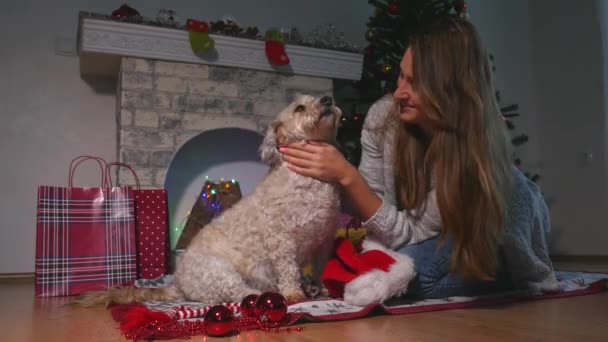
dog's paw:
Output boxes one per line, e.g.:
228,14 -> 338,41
283,289 -> 307,303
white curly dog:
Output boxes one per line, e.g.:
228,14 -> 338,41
78,94 -> 343,306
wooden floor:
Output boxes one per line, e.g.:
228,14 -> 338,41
2,265 -> 607,342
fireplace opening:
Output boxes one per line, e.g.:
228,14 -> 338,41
164,127 -> 268,248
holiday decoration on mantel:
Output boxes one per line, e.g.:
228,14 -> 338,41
79,9 -> 360,53
156,9 -> 179,27
111,4 -> 142,22
186,18 -> 215,52
175,178 -> 242,249
209,19 -> 260,39
265,29 -> 290,65
300,23 -> 360,51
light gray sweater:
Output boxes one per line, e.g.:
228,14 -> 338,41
359,96 -> 559,292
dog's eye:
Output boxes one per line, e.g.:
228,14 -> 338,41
295,105 -> 305,112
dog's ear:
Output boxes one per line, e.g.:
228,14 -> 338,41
259,120 -> 287,168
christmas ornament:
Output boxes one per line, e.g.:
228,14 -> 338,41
187,19 -> 215,52
365,29 -> 376,41
265,29 -> 290,65
388,2 -> 400,14
289,27 -> 304,44
210,19 -> 243,36
205,305 -> 235,337
111,4 -> 142,21
240,294 -> 259,317
454,0 -> 467,12
454,0 -> 469,19
156,9 -> 178,27
113,296 -> 304,340
255,292 -> 288,322
244,26 -> 260,39
381,63 -> 393,74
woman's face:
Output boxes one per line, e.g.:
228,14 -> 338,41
393,48 -> 424,125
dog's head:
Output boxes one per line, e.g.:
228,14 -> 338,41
259,94 -> 342,168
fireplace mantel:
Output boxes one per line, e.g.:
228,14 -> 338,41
77,14 -> 364,81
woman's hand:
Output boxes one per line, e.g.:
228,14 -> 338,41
281,140 -> 383,221
279,141 -> 354,185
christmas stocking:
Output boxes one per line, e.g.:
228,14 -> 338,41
265,29 -> 289,65
187,19 -> 215,52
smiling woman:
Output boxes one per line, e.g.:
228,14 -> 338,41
280,16 -> 559,302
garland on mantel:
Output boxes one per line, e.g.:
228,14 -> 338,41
80,6 -> 361,54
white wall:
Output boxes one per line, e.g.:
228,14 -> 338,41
470,0 -> 608,255
468,0 -> 541,172
528,0 -> 608,255
598,0 -> 608,238
1,1 -> 117,274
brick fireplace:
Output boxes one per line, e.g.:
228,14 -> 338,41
115,57 -> 335,188
77,13 -> 363,246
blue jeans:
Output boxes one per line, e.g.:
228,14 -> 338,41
397,236 -> 512,299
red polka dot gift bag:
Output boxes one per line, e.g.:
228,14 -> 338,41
106,162 -> 171,280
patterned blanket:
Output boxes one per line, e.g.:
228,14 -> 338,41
135,271 -> 607,322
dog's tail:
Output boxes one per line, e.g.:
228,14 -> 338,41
72,284 -> 184,307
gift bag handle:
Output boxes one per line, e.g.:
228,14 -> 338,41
68,155 -> 107,188
105,162 -> 141,190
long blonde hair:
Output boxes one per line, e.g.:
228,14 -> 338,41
393,18 -> 513,280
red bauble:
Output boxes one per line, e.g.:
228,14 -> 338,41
205,305 -> 235,337
388,2 -> 400,14
240,294 -> 259,318
255,292 -> 288,322
111,4 -> 141,20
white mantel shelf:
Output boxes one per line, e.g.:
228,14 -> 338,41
77,15 -> 364,81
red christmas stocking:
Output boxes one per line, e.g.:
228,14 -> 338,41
187,19 -> 215,52
265,29 -> 289,65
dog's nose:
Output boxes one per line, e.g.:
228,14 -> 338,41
320,96 -> 333,106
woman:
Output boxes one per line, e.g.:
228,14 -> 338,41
279,17 -> 559,299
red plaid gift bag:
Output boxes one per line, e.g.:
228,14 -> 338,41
35,156 -> 137,297
106,162 -> 170,279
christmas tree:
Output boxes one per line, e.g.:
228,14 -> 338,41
336,0 -> 538,181
490,54 -> 539,182
336,0 -> 465,166
357,0 -> 466,103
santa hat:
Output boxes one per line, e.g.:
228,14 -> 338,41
321,238 -> 416,306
